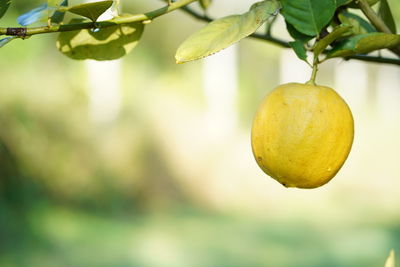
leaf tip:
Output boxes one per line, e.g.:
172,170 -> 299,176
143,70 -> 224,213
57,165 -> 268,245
175,55 -> 185,64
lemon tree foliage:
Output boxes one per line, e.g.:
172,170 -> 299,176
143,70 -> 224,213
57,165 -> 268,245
199,0 -> 211,10
17,0 -> 68,26
0,36 -> 15,47
285,22 -> 313,43
338,12 -> 376,35
57,18 -> 144,60
17,3 -> 50,26
50,0 -> 68,24
67,0 -> 113,22
336,0 -> 352,7
288,40 -> 308,63
348,0 -> 379,8
0,0 -> 399,190
378,0 -> 396,34
280,0 -> 337,37
0,0 -> 399,64
384,250 -> 395,267
327,32 -> 400,58
313,25 -> 353,57
0,0 -> 11,19
175,0 -> 281,63
17,0 -> 110,26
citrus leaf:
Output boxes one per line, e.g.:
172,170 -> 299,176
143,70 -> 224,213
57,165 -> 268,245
286,20 -> 314,42
48,0 -> 61,6
338,11 -> 376,35
289,40 -> 308,63
327,32 -> 400,58
280,0 -> 336,36
313,24 -> 352,57
199,0 -> 212,10
0,0 -> 11,20
50,0 -> 68,24
57,18 -> 144,60
17,1 -> 68,26
378,0 -> 396,34
347,0 -> 380,8
68,0 -> 113,22
0,36 -> 16,47
17,3 -> 49,26
335,0 -> 352,7
384,250 -> 395,267
175,0 -> 281,64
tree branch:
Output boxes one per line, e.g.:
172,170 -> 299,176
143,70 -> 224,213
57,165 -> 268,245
357,0 -> 392,33
179,5 -> 400,66
342,54 -> 400,65
0,0 -> 198,37
357,0 -> 400,57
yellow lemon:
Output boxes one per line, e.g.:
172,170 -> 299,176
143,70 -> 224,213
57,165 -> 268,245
251,83 -> 354,189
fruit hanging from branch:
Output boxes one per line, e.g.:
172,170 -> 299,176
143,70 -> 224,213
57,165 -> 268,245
251,83 -> 354,189
0,0 -> 399,189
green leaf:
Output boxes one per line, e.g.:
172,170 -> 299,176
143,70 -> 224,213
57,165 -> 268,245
175,0 -> 281,64
286,20 -> 313,42
289,40 -> 308,63
0,36 -> 16,47
17,1 -> 68,26
384,250 -> 395,267
199,0 -> 212,10
57,18 -> 144,60
17,3 -> 49,26
50,0 -> 68,24
378,0 -> 396,34
280,0 -> 336,36
68,0 -> 113,22
313,24 -> 352,57
0,0 -> 11,20
335,0 -> 352,7
327,32 -> 400,58
48,0 -> 61,6
347,0 -> 380,8
338,11 -> 376,35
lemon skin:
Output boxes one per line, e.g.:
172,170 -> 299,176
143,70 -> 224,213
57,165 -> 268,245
251,83 -> 354,189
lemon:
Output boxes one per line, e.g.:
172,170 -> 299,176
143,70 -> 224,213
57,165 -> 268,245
251,83 -> 354,189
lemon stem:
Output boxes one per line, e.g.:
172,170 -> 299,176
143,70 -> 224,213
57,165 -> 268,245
306,57 -> 319,85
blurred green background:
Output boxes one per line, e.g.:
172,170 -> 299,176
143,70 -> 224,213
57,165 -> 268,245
1,0 -> 400,266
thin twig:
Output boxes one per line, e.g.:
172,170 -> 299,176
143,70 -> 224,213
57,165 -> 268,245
357,0 -> 400,57
0,0 -> 198,36
343,54 -> 400,65
357,0 -> 392,33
